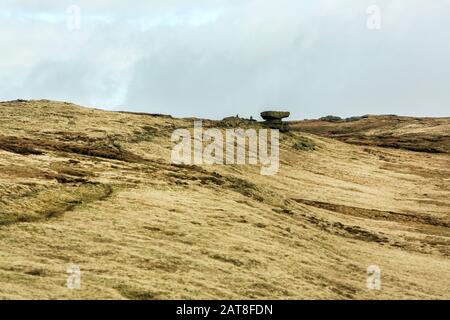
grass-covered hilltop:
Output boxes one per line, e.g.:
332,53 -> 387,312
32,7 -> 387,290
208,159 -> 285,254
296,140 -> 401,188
0,99 -> 449,299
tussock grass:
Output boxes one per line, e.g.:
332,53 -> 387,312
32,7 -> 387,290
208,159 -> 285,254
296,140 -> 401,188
0,100 -> 449,300
0,183 -> 113,225
292,136 -> 316,151
0,135 -> 145,163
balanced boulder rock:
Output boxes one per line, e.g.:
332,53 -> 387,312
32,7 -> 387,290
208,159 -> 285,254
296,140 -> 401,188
260,111 -> 290,131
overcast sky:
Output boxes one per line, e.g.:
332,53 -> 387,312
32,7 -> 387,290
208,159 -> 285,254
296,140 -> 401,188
1,0 -> 449,119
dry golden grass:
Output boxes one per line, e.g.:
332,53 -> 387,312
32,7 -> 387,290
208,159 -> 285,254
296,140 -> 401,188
0,100 -> 449,299
290,115 -> 450,153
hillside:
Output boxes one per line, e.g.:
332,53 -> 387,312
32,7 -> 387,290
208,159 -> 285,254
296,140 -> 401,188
290,115 -> 450,153
0,100 -> 449,299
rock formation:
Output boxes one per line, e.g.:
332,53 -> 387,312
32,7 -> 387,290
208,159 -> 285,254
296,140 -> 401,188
260,111 -> 290,131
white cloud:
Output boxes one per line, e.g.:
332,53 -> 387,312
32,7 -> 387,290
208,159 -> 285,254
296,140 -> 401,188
0,0 -> 449,118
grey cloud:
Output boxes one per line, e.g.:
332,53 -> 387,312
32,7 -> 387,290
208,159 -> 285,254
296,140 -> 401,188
1,0 -> 449,119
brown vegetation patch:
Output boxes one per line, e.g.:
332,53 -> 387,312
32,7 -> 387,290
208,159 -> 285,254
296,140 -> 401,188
116,111 -> 173,119
296,211 -> 388,243
292,136 -> 316,151
129,126 -> 158,143
0,135 -> 145,163
208,253 -> 244,267
116,285 -> 160,300
0,183 -> 113,226
0,136 -> 43,155
380,162 -> 450,179
290,116 -> 450,153
50,161 -> 93,178
165,165 -> 265,202
1,161 -> 94,184
44,131 -> 98,143
338,133 -> 449,153
293,198 -> 450,228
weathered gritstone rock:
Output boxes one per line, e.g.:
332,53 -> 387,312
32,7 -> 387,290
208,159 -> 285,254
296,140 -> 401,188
260,111 -> 290,131
261,111 -> 290,120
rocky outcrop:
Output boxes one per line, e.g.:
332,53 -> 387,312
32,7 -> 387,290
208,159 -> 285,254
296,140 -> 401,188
260,111 -> 290,131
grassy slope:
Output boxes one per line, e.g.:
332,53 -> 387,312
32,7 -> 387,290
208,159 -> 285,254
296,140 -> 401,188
0,100 -> 449,299
290,115 -> 450,153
